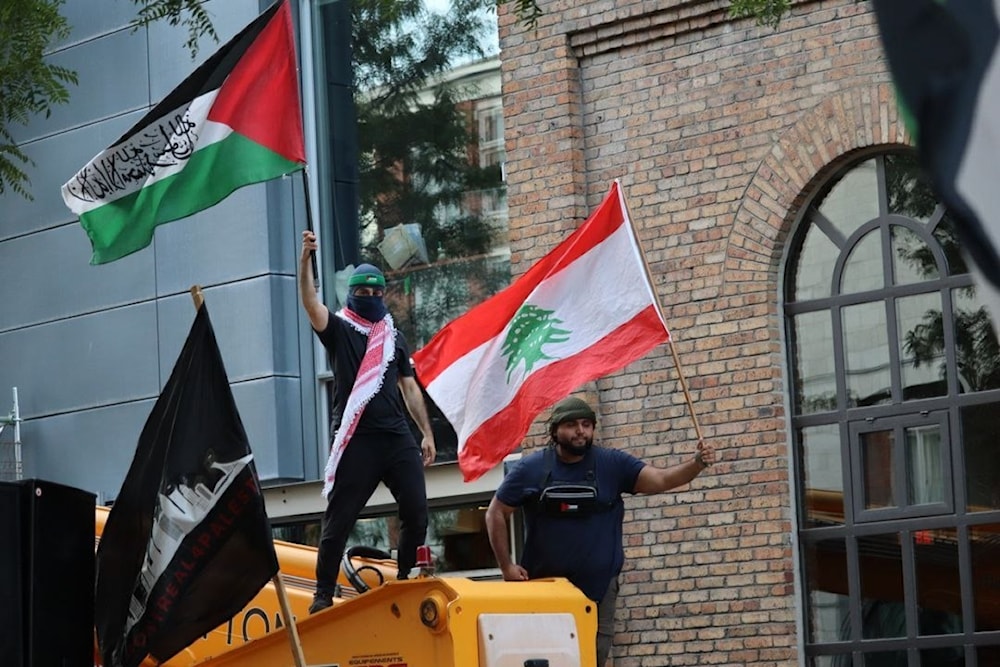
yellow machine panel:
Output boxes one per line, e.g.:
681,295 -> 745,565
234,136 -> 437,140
196,577 -> 597,667
94,508 -> 598,667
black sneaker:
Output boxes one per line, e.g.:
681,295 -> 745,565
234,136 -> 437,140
308,593 -> 333,614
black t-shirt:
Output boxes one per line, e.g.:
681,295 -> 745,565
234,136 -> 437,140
315,309 -> 414,436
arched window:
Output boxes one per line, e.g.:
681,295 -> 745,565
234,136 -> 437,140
785,150 -> 1000,665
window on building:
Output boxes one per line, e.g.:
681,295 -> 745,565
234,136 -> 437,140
785,150 -> 1000,665
310,0 -> 508,467
272,498 -> 516,579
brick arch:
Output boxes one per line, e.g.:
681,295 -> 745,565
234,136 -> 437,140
721,82 -> 913,295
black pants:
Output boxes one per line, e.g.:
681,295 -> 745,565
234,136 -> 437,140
314,430 -> 428,596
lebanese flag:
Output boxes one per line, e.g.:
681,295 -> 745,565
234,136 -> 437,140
412,181 -> 671,481
61,0 -> 305,265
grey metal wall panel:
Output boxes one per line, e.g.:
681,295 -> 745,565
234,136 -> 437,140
233,376 -> 305,483
152,187 -> 275,289
0,224 -> 155,332
19,399 -> 153,501
0,0 -> 320,497
54,4 -> 131,49
10,28 -> 150,145
265,175 -> 303,275
0,303 -> 161,419
2,111 -> 145,239
269,273 -> 302,376
18,378 -> 307,499
155,277 -> 299,381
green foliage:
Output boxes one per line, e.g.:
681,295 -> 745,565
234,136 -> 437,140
728,0 -> 791,29
129,0 -> 218,58
0,0 -> 76,199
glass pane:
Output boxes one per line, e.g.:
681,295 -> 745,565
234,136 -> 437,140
952,286 -> 1000,393
861,430 -> 895,509
801,424 -> 844,526
891,225 -> 939,284
843,302 -> 891,407
933,212 -> 968,276
810,657 -> 847,667
905,425 -> 945,505
858,533 -> 905,639
920,647 -> 965,666
970,523 -> 1000,632
897,292 -> 946,400
862,652 -> 907,666
272,504 -> 500,575
885,152 -> 936,223
841,230 -> 885,295
913,528 -> 962,637
804,538 -> 850,642
795,224 -> 840,301
980,646 -> 1000,666
388,253 -> 510,349
962,403 -> 1000,512
794,311 -> 837,414
818,158 -> 880,240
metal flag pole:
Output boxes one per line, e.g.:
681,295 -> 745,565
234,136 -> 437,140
188,286 -> 308,667
614,181 -> 708,452
301,169 -> 320,292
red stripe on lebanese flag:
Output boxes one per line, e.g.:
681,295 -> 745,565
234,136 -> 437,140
457,305 -> 667,481
208,0 -> 304,163
414,181 -> 632,386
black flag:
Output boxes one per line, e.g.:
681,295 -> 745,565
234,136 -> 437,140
872,0 -> 1000,289
95,305 -> 279,667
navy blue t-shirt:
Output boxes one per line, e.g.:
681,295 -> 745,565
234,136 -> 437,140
315,309 -> 414,436
496,445 -> 645,601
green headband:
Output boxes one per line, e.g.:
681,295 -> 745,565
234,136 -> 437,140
348,273 -> 386,288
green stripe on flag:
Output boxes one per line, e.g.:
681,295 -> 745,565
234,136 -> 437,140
79,133 -> 301,264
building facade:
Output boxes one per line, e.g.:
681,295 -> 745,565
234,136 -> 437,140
496,0 -> 1000,665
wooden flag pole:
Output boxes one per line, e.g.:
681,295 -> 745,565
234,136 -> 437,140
273,574 -> 307,667
190,285 -> 204,310
616,184 -> 708,450
187,285 -> 308,667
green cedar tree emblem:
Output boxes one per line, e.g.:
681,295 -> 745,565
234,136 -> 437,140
501,304 -> 571,382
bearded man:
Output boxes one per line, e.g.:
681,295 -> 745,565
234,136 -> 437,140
485,396 -> 716,666
299,230 -> 436,614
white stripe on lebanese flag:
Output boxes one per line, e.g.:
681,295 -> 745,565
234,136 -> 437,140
412,180 -> 670,481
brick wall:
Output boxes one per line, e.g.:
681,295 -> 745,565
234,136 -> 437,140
498,0 -> 909,664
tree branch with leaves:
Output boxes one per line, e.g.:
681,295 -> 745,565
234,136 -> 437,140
0,0 -> 76,199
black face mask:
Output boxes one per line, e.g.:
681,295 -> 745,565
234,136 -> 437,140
347,294 -> 388,322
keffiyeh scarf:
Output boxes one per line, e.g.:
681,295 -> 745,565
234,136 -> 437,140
321,308 -> 396,498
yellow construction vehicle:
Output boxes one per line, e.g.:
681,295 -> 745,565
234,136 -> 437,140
95,507 -> 598,667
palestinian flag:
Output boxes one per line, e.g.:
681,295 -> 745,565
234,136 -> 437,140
412,181 -> 671,481
61,0 -> 305,265
872,0 -> 1000,290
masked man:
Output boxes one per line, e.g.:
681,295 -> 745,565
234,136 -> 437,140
299,230 -> 436,613
485,396 -> 716,666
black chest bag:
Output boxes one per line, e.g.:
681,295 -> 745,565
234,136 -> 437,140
535,447 -> 616,516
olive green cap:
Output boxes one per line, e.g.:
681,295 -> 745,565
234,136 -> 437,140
547,397 -> 597,430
